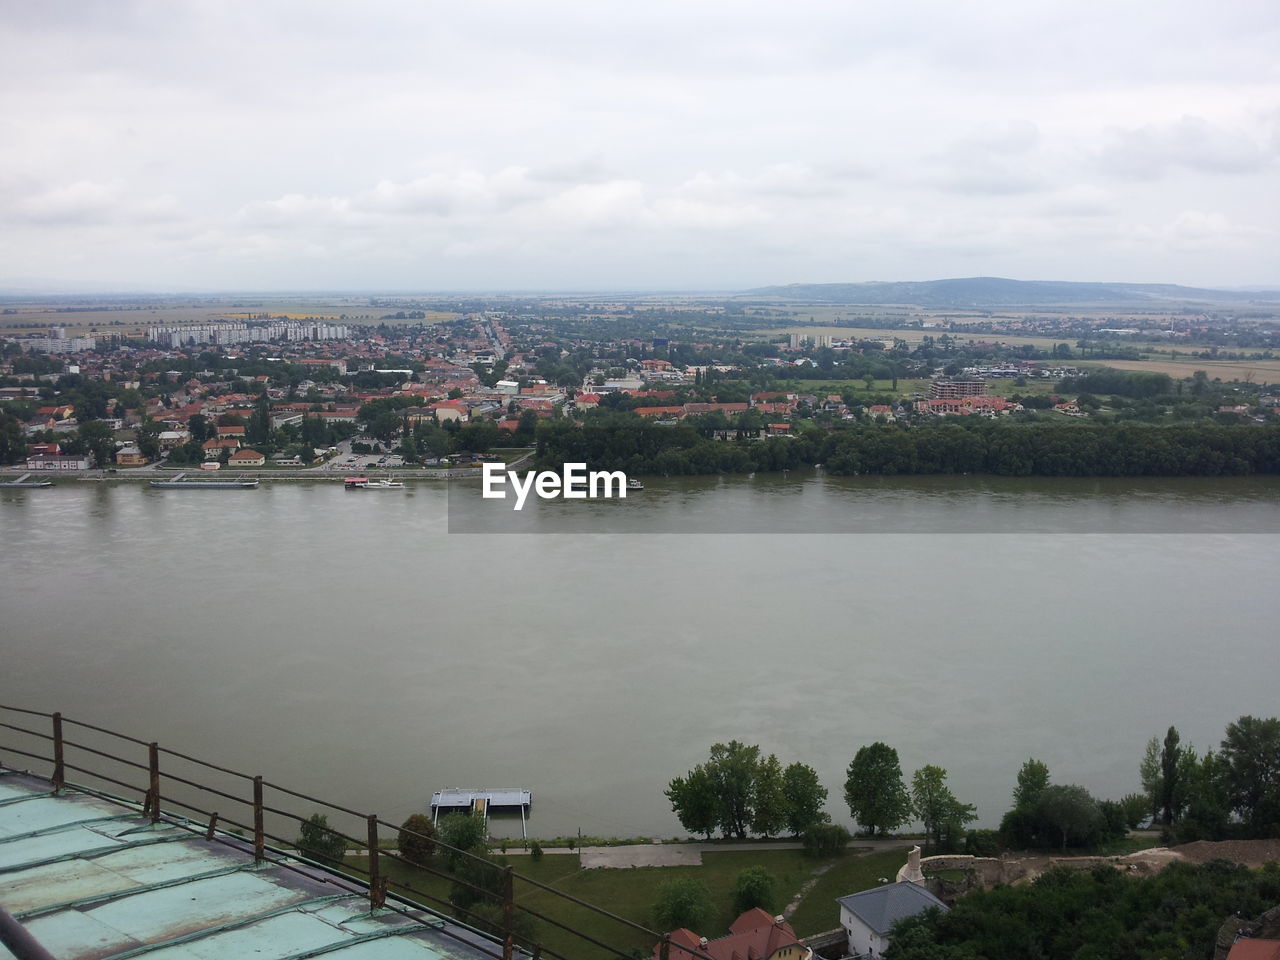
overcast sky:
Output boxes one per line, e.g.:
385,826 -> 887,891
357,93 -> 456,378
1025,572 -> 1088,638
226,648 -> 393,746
1,0 -> 1277,292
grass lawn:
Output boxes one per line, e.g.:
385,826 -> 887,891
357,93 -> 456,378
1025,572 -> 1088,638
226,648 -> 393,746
786,847 -> 911,937
343,845 -> 902,960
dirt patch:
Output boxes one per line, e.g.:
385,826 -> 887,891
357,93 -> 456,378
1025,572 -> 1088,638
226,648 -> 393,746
1172,839 -> 1280,867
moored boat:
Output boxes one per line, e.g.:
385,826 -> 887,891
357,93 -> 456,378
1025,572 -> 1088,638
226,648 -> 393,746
150,472 -> 259,489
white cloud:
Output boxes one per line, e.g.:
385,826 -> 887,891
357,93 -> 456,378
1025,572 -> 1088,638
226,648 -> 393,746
1097,116 -> 1275,180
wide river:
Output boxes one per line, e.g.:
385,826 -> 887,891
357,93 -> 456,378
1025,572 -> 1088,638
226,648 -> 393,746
2,473 -> 1278,841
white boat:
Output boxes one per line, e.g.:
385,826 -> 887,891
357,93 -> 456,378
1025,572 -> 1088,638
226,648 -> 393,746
345,476 -> 404,489
626,479 -> 644,491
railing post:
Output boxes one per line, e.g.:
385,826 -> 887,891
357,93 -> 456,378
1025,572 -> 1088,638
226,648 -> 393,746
51,713 -> 64,792
659,933 -> 671,960
502,864 -> 514,960
253,776 -> 265,862
147,742 -> 160,822
367,815 -> 385,910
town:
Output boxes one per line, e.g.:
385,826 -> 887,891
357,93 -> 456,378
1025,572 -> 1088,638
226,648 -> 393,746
3,293 -> 1279,479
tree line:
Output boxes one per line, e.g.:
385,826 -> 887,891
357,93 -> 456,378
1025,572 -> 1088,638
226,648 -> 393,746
534,414 -> 1280,478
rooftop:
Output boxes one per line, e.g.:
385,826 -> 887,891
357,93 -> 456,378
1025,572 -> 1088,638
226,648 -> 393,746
0,769 -> 506,960
836,881 -> 948,935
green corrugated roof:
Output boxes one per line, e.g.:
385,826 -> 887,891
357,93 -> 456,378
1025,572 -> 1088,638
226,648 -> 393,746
0,770 -> 504,960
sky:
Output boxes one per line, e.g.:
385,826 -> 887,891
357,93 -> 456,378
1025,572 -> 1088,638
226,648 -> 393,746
1,0 -> 1277,292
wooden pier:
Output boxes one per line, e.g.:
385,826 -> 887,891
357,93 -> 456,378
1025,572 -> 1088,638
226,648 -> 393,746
431,787 -> 532,839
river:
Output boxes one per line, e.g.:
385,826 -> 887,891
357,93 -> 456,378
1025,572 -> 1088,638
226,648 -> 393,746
2,474 -> 1278,841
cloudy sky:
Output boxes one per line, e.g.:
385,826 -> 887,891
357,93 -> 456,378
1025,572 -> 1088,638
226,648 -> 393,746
1,0 -> 1277,292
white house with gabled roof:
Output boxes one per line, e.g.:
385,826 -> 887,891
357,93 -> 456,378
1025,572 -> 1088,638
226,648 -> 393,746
837,881 -> 948,958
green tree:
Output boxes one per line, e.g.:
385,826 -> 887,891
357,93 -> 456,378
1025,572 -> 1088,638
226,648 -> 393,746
781,762 -> 828,837
845,743 -> 913,836
707,740 -> 760,839
750,754 -> 789,838
912,765 -> 977,852
77,420 -> 116,467
1159,725 -> 1195,825
1139,736 -> 1162,823
666,765 -> 719,840
651,877 -> 713,932
732,866 -> 777,914
1220,715 -> 1280,832
1012,758 -> 1050,809
396,813 -> 436,864
436,812 -> 488,871
295,813 -> 347,867
1034,784 -> 1103,851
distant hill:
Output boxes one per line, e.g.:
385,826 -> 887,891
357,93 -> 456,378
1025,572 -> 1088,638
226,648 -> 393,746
743,277 -> 1280,307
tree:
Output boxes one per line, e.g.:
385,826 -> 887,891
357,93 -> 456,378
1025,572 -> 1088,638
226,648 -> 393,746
1220,715 -> 1280,832
845,743 -> 913,836
396,813 -> 436,864
436,812 -> 488,871
781,762 -> 828,837
77,420 -> 116,467
1139,736 -> 1163,823
666,765 -> 719,840
707,740 -> 760,839
732,866 -> 777,915
751,754 -> 789,838
1159,726 -> 1195,825
1012,758 -> 1050,809
651,877 -> 712,931
912,765 -> 977,852
1035,784 -> 1103,851
296,813 -> 347,867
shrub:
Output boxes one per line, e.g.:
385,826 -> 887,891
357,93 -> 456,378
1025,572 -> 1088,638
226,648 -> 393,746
296,813 -> 347,867
397,813 -> 436,864
652,877 -> 713,931
733,866 -> 777,914
964,829 -> 1001,857
530,841 -> 543,861
802,822 -> 851,858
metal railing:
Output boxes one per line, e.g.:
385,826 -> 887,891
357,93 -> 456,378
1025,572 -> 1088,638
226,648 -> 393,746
0,704 -> 712,960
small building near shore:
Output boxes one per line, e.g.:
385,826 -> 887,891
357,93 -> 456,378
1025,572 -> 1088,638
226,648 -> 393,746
838,881 -> 948,959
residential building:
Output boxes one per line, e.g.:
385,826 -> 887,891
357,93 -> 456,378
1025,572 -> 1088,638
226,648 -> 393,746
930,379 -> 987,400
228,449 -> 266,467
25,454 -> 91,471
837,882 -> 948,959
651,909 -> 810,960
114,446 -> 148,467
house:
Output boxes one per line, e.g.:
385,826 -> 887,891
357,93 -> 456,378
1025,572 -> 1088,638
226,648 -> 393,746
26,454 -> 90,471
202,438 -> 241,459
27,442 -> 61,457
114,446 -> 148,467
216,424 -> 247,437
767,423 -> 791,436
228,449 -> 266,467
837,882 -> 948,959
867,404 -> 896,421
650,908 -> 810,960
1228,940 -> 1280,960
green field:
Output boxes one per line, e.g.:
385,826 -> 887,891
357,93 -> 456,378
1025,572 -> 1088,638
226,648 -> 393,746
344,844 -> 907,959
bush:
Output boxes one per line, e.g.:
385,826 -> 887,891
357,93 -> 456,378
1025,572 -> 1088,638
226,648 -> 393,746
652,877 -> 713,931
964,829 -> 1001,857
802,822 -> 851,858
733,866 -> 777,914
397,813 -> 436,864
296,813 -> 347,867
437,813 -> 488,871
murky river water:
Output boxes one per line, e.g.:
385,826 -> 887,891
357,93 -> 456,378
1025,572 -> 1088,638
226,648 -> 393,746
2,474 -> 1278,839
